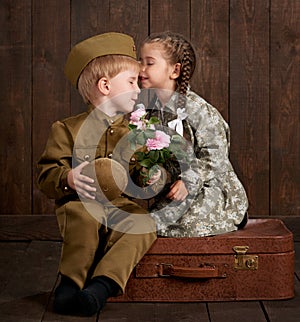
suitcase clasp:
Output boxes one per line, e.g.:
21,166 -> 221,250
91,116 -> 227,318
233,246 -> 258,270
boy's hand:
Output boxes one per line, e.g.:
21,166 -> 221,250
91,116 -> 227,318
67,161 -> 96,200
166,180 -> 188,201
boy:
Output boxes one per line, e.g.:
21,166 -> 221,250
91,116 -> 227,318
37,32 -> 157,316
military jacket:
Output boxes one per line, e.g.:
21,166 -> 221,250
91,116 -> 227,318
37,105 -> 136,205
146,90 -> 249,237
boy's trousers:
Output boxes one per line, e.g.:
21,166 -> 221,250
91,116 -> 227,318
55,197 -> 157,292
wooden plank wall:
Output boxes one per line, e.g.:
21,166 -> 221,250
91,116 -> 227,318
0,0 -> 299,239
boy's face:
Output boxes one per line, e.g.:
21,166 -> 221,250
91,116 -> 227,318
108,70 -> 140,114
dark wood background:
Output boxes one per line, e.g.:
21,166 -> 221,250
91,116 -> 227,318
0,0 -> 299,239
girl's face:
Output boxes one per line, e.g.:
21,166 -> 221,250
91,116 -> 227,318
139,43 -> 179,91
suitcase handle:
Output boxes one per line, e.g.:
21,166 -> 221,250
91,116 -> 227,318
159,263 -> 220,279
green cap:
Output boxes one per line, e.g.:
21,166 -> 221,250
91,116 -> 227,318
64,32 -> 137,87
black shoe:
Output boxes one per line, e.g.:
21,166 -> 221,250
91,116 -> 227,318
53,275 -> 80,315
76,276 -> 119,316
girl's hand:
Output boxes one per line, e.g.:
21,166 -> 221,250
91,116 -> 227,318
166,180 -> 188,201
141,166 -> 162,185
67,161 -> 96,200
147,168 -> 162,185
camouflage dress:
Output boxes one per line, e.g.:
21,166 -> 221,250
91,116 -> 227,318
146,90 -> 248,237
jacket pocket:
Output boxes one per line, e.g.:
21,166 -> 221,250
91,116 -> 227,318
73,146 -> 102,164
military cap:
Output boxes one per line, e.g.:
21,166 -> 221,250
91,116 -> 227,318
64,32 -> 137,87
81,158 -> 128,202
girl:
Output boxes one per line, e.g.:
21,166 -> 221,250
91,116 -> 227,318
139,31 -> 248,237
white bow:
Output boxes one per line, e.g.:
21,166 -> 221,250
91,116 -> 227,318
168,108 -> 188,136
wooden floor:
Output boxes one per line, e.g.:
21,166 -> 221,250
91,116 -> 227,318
0,218 -> 299,322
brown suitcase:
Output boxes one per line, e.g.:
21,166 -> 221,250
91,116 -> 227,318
112,219 -> 294,302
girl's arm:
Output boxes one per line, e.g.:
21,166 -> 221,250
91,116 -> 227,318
166,180 -> 188,201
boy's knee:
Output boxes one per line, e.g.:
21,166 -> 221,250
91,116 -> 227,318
118,213 -> 156,235
56,201 -> 104,240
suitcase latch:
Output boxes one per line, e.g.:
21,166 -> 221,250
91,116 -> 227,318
233,246 -> 258,270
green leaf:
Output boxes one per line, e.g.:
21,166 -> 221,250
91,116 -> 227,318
171,134 -> 184,142
135,151 -> 145,161
127,130 -> 137,140
128,124 -> 137,130
158,149 -> 170,162
148,116 -> 160,125
144,129 -> 156,138
130,141 -> 137,151
148,150 -> 159,163
139,158 -> 154,168
158,150 -> 166,163
136,132 -> 147,145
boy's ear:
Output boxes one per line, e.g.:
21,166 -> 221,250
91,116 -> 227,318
97,77 -> 110,95
170,63 -> 181,80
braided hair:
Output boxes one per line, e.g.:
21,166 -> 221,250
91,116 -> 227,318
141,31 -> 196,109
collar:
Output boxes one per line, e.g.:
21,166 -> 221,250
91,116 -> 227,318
87,103 -> 125,126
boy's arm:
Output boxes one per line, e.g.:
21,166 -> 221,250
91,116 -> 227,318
66,161 -> 96,200
37,121 -> 75,200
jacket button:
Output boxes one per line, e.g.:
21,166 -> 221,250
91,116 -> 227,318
110,129 -> 114,134
84,154 -> 90,161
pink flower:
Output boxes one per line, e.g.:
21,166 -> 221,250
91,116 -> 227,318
146,130 -> 171,151
134,120 -> 145,130
129,106 -> 147,125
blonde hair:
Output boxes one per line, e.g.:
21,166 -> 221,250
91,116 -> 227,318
78,55 -> 140,103
141,32 -> 196,108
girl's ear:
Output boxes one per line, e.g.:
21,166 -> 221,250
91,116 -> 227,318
97,77 -> 110,95
170,63 -> 181,80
